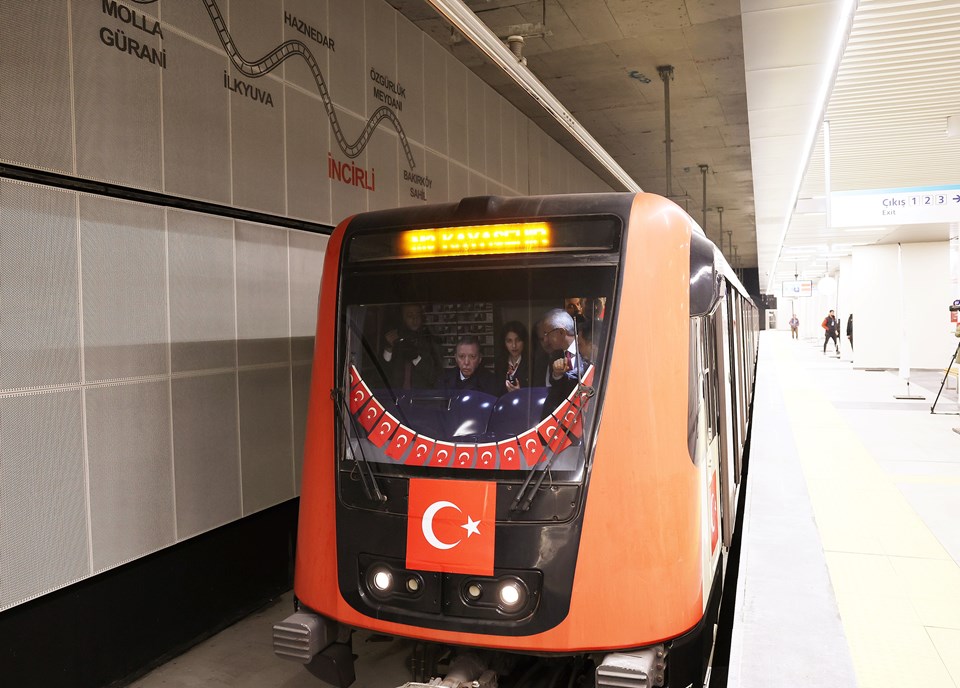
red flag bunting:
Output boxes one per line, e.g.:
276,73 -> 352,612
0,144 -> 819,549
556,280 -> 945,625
516,428 -> 544,467
385,424 -> 416,461
349,380 -> 372,414
453,444 -> 476,469
476,443 -> 497,469
367,412 -> 399,448
358,397 -> 385,432
430,441 -> 455,467
496,438 -> 522,470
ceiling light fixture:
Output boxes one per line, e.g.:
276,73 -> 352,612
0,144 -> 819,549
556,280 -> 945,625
765,0 -> 857,293
423,0 -> 641,192
948,115 -> 960,138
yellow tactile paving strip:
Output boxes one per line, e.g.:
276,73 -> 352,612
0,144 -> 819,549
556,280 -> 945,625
773,336 -> 960,688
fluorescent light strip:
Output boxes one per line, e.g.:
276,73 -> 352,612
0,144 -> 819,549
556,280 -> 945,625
423,0 -> 642,193
765,0 -> 857,294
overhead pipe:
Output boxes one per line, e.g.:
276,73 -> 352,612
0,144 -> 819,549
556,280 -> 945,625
699,164 -> 709,235
657,65 -> 675,199
423,0 -> 641,191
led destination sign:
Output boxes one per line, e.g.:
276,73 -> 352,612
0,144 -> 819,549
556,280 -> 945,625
402,223 -> 551,257
346,216 -> 622,263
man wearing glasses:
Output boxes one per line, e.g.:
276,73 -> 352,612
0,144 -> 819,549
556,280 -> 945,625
539,308 -> 589,416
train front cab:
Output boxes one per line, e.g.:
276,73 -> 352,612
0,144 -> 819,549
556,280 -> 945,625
278,193 -> 758,688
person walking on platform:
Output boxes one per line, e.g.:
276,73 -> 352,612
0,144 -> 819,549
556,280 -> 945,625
822,310 -> 839,353
789,314 -> 799,339
846,313 -> 854,351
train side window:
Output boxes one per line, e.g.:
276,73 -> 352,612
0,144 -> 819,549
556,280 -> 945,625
700,315 -> 721,441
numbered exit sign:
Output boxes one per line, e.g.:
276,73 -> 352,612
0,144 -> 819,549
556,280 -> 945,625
831,185 -> 960,227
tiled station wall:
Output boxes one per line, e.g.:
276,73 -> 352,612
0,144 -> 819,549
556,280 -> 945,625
0,0 -> 611,611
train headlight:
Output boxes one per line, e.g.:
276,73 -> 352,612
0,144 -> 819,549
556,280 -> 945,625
465,583 -> 483,600
497,578 -> 526,610
405,576 -> 421,593
368,566 -> 393,594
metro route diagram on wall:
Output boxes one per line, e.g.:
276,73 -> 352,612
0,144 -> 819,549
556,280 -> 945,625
201,0 -> 417,171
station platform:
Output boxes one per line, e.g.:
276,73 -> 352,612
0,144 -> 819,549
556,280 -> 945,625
730,331 -> 960,688
127,331 -> 960,688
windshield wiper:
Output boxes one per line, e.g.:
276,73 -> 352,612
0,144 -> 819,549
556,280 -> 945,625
510,384 -> 595,514
331,388 -> 386,505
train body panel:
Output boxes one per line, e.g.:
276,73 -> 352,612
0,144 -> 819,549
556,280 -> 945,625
287,192 -> 758,683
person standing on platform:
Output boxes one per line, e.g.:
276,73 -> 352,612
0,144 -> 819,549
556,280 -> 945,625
846,313 -> 854,351
789,314 -> 799,340
822,310 -> 840,354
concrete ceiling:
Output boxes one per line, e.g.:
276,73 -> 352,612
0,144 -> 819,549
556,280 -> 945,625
389,0 -> 757,269
390,0 -> 960,291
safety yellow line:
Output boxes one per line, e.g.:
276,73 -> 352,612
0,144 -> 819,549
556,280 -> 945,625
772,336 -> 960,688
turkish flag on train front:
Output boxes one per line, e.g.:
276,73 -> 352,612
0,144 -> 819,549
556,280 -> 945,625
406,478 -> 496,575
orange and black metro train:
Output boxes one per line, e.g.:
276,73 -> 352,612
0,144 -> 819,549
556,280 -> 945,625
273,192 -> 759,688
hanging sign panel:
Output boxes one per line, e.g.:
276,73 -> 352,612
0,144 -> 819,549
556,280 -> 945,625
782,280 -> 813,298
831,185 -> 960,228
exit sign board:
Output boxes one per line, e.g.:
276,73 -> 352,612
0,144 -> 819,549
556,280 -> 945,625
831,185 -> 960,227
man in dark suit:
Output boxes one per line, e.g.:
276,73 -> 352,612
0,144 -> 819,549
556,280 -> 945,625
437,335 -> 499,397
539,308 -> 590,416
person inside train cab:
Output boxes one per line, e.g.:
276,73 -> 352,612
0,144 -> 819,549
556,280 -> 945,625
576,316 -> 598,361
381,303 -> 440,389
540,308 -> 589,415
500,321 -> 532,393
564,297 -> 585,318
437,335 -> 499,397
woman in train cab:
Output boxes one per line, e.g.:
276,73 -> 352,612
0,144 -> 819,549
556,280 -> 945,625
500,320 -> 532,393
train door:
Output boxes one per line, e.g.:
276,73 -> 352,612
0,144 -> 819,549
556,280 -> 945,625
713,296 -> 738,549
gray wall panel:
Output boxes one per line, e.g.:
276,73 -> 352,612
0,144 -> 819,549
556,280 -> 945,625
447,58 -> 468,165
239,367 -> 294,514
367,131 -> 400,212
397,142 -> 426,209
87,381 -> 175,571
281,0 -> 330,93
365,0 -> 397,118
448,161 -> 468,202
161,33 -> 231,204
172,373 -> 242,539
230,0 -> 283,63
289,231 -> 328,362
236,222 -> 290,366
285,86 -> 332,225
0,390 -> 87,611
328,0 -> 366,116
168,209 -> 236,373
80,195 -> 168,381
485,93 -> 502,184
422,39 -> 448,156
0,181 -> 81,390
330,110 -> 369,222
161,0 -> 223,48
0,1 -> 73,173
501,104 -> 518,192
72,0 -> 163,190
230,69 -> 286,215
425,151 -> 450,207
396,14 -> 425,147
466,72 -> 486,175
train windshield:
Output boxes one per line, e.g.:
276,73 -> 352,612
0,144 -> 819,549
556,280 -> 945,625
336,217 -> 620,484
